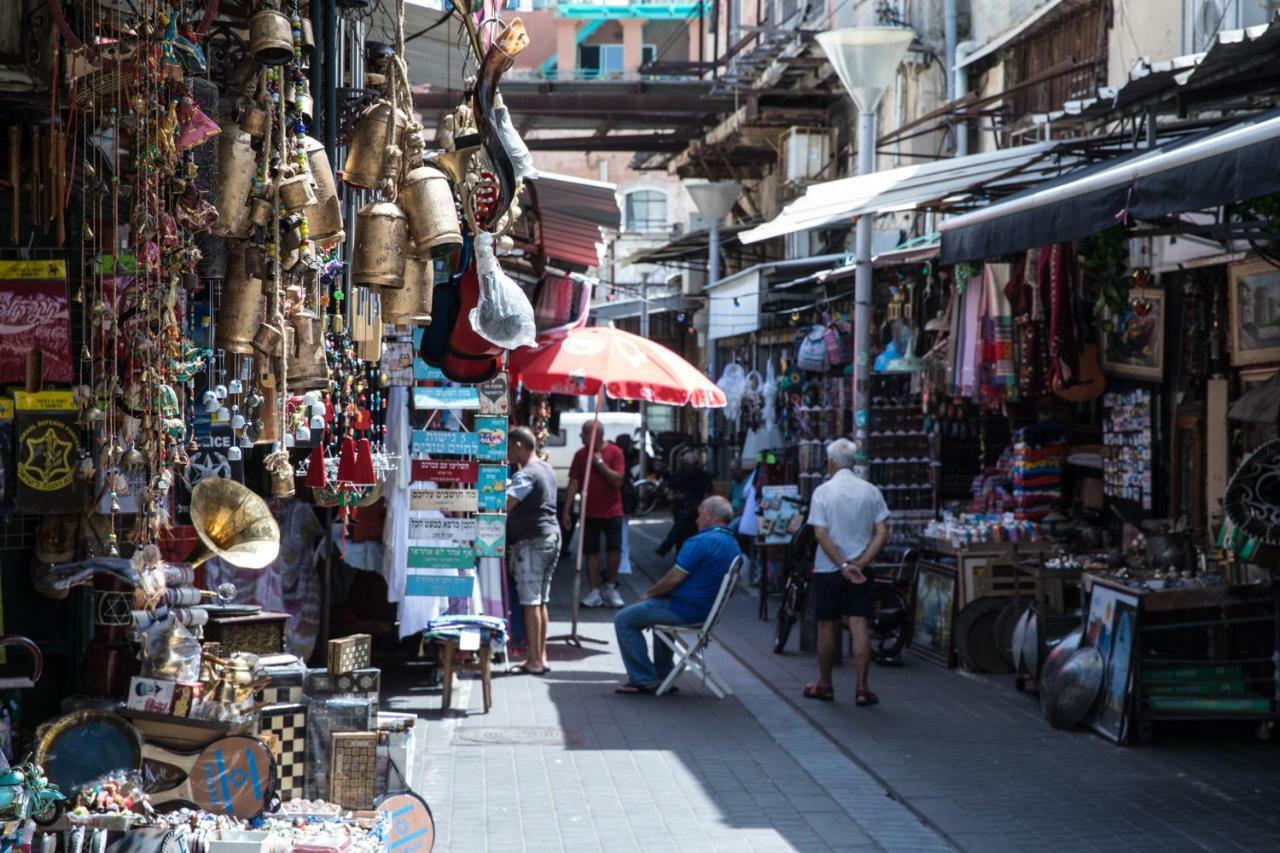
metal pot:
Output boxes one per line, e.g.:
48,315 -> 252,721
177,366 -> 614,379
352,200 -> 408,288
342,100 -> 406,190
214,127 -> 255,238
249,9 -> 294,66
400,165 -> 462,259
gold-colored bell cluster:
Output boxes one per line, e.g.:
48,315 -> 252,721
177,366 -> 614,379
343,98 -> 462,327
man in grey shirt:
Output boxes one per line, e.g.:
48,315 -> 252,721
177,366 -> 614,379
804,438 -> 889,706
507,426 -> 561,675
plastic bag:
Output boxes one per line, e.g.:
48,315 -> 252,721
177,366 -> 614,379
139,619 -> 201,683
470,231 -> 536,350
716,362 -> 746,425
492,104 -> 538,182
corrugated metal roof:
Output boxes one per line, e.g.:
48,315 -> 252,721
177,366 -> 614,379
521,171 -> 621,271
738,142 -> 1080,245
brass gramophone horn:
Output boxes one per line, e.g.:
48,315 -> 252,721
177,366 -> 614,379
427,145 -> 478,190
188,478 -> 281,570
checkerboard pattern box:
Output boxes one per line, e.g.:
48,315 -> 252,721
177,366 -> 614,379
258,703 -> 307,801
329,732 -> 377,810
327,634 -> 372,675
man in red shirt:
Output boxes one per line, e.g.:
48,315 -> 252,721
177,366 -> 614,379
562,420 -> 626,608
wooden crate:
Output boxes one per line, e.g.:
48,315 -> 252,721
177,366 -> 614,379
204,612 -> 288,656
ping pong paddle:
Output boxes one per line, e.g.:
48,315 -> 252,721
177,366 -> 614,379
143,736 -> 274,818
377,791 -> 436,853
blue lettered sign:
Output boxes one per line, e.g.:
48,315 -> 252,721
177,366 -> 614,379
405,573 -> 476,597
408,546 -> 476,569
412,429 -> 480,456
475,416 -> 507,462
477,465 -> 507,511
413,386 -> 481,410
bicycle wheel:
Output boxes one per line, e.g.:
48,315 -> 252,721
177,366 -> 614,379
633,481 -> 658,517
871,587 -> 910,661
774,580 -> 798,654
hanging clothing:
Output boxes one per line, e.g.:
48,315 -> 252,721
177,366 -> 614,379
978,263 -> 1018,405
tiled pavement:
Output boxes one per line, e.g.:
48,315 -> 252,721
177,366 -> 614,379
382,515 -> 1280,852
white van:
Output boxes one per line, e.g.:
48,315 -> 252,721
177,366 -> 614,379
543,411 -> 642,490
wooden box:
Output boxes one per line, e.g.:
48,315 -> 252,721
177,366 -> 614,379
329,731 -> 377,810
204,612 -> 289,656
327,634 -> 372,675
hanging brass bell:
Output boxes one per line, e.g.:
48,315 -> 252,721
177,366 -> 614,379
250,196 -> 273,228
216,247 -> 265,355
300,136 -> 345,244
253,322 -> 285,358
278,169 -> 316,215
342,101 -> 406,190
383,247 -> 434,326
287,311 -> 330,391
300,19 -> 316,58
214,127 -> 255,238
352,201 -> 408,288
249,9 -> 294,66
239,105 -> 270,142
400,165 -> 463,260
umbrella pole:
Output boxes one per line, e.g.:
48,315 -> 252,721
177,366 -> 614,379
553,388 -> 609,647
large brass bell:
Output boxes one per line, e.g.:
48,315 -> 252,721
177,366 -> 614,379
300,135 -> 344,244
214,127 -> 255,238
215,249 -> 264,354
342,101 -> 406,190
383,247 -> 435,326
400,165 -> 462,259
188,478 -> 281,570
287,311 -> 329,391
253,322 -> 285,358
249,9 -> 294,66
352,201 -> 408,288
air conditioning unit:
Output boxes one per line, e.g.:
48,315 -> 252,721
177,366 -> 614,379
783,128 -> 832,184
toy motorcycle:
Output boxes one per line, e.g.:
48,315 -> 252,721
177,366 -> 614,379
0,759 -> 65,826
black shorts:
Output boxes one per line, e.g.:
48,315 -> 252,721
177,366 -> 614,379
582,516 -> 623,554
812,570 -> 875,620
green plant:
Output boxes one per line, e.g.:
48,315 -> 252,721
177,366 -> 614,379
1083,228 -> 1129,330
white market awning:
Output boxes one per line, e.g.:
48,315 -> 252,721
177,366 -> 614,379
738,142 -> 1079,245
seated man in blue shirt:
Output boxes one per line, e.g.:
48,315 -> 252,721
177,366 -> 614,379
614,496 -> 740,694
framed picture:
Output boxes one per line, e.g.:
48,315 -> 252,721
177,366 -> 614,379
910,561 -> 958,667
1100,288 -> 1164,380
1083,582 -> 1141,743
1229,259 -> 1280,366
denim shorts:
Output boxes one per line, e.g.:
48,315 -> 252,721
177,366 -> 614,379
511,533 -> 561,606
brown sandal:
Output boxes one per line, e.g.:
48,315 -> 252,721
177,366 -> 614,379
802,683 -> 834,702
855,689 -> 879,707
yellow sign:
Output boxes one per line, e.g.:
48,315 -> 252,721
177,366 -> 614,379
14,391 -> 75,412
0,400 -> 14,420
0,260 -> 66,280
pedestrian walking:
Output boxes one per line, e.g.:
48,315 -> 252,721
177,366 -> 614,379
614,496 -> 740,694
562,421 -> 626,608
802,438 -> 889,706
506,426 -> 561,675
655,451 -> 713,558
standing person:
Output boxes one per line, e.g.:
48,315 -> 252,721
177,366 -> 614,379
613,434 -> 639,578
803,438 -> 890,706
506,427 -> 561,675
614,496 -> 740,694
562,421 -> 626,608
655,451 -> 713,558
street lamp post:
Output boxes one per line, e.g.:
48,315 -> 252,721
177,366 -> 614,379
684,179 -> 741,471
815,27 -> 914,473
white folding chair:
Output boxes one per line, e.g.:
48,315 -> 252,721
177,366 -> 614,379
652,554 -> 744,698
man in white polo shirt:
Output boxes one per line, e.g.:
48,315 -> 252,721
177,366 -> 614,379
802,438 -> 890,707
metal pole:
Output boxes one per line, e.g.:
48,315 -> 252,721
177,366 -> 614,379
852,107 -> 876,474
322,0 -> 338,157
638,279 -> 649,479
708,217 -> 722,287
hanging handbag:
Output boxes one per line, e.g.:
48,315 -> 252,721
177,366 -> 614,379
796,326 -> 829,372
823,322 -> 850,366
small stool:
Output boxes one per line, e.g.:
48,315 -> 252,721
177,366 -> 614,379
438,638 -> 492,713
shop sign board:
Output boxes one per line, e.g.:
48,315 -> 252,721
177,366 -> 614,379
475,416 -> 507,462
409,488 -> 478,513
413,386 -> 480,410
411,430 -> 479,456
411,459 -> 479,484
407,516 -> 476,542
477,465 -> 507,511
407,546 -> 476,570
478,373 -> 509,415
405,573 -> 476,598
474,513 -> 506,556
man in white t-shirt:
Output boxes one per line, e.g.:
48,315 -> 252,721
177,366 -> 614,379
802,438 -> 890,707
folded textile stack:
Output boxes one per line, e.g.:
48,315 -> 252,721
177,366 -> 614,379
424,614 -> 509,647
1009,429 -> 1066,521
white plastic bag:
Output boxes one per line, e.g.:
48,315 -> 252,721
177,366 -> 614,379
716,362 -> 746,425
493,105 -> 538,182
471,231 -> 537,349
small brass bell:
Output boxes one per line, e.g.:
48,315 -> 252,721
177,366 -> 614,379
249,9 -> 294,66
300,18 -> 316,57
342,101 -> 407,190
279,169 -> 316,215
400,165 -> 463,260
352,201 -> 409,288
253,322 -> 285,358
384,248 -> 434,326
239,105 -> 270,142
250,196 -> 273,228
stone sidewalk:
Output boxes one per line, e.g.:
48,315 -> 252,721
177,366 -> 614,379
382,514 -> 1280,853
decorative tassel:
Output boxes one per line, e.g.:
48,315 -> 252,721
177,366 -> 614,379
336,437 -> 357,482
305,443 -> 328,488
353,438 -> 376,485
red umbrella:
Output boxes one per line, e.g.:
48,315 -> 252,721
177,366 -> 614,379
509,326 -> 726,408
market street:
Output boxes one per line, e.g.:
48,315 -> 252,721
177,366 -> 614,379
387,516 -> 1280,853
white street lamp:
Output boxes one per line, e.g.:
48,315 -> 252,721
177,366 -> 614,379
815,26 -> 914,471
685,180 -> 741,288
